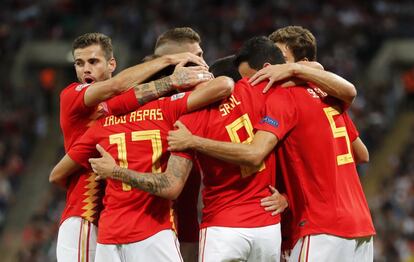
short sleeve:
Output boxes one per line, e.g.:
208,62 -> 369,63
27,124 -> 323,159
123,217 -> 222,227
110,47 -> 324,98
343,112 -> 359,142
105,88 -> 140,116
67,122 -> 101,169
254,88 -> 298,140
60,83 -> 94,118
160,92 -> 190,125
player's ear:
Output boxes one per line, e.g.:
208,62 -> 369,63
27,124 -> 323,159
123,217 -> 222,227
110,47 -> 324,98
108,58 -> 117,73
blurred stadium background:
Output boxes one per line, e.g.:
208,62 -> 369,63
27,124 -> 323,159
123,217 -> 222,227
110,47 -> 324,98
0,0 -> 413,261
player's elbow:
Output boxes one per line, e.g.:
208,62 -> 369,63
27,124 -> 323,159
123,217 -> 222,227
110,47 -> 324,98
361,154 -> 369,164
215,76 -> 234,99
49,168 -> 67,188
345,83 -> 357,104
357,151 -> 369,164
243,148 -> 266,167
163,188 -> 182,200
49,170 -> 63,187
49,168 -> 58,184
249,155 -> 265,168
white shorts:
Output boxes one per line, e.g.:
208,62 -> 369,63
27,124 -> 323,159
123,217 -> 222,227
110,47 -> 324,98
57,216 -> 98,262
199,224 -> 281,262
94,229 -> 183,262
289,234 -> 373,262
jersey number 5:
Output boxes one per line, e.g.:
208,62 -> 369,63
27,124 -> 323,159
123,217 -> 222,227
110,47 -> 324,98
226,113 -> 265,177
109,130 -> 162,191
323,107 -> 354,165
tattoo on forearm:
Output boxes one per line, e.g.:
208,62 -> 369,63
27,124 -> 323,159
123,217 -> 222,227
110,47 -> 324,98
155,76 -> 173,96
135,76 -> 173,105
112,165 -> 171,195
111,156 -> 193,195
169,156 -> 192,183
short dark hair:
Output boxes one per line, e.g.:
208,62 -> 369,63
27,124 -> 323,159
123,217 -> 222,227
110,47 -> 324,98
209,55 -> 242,82
72,32 -> 113,60
234,36 -> 285,70
269,26 -> 317,61
155,27 -> 201,49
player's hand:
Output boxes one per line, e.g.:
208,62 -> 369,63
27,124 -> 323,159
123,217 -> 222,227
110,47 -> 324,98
168,121 -> 194,151
89,144 -> 117,181
260,185 -> 288,216
171,62 -> 213,90
249,64 -> 297,93
166,52 -> 209,68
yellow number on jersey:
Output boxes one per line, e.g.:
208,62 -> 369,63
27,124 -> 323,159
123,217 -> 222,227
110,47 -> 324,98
225,113 -> 265,177
109,133 -> 130,191
323,107 -> 354,165
109,130 -> 162,191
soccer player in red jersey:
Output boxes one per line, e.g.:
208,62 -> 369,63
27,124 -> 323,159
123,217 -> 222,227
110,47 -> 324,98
151,27 -> 205,262
250,26 -> 369,164
52,32 -> 211,262
51,75 -> 234,261
167,35 -> 376,261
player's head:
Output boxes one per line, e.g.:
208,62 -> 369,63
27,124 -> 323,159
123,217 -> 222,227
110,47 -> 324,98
209,55 -> 242,82
269,26 -> 317,63
72,32 -> 116,84
154,27 -> 203,57
234,36 -> 285,78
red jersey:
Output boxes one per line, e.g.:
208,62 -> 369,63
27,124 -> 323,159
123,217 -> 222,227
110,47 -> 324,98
256,86 -> 375,247
68,92 -> 189,244
176,78 -> 280,228
59,82 -> 139,225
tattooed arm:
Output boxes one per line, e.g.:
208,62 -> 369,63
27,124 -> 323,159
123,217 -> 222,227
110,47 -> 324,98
89,144 -> 193,200
83,52 -> 209,107
133,64 -> 213,105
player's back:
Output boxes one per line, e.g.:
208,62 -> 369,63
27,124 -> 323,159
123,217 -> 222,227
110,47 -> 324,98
179,78 -> 279,228
69,92 -> 189,244
262,86 -> 375,243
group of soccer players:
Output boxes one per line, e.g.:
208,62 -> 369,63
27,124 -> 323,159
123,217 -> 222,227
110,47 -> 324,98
50,25 -> 375,262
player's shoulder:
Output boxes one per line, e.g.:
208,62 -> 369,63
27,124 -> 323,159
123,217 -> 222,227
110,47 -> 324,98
60,82 -> 90,96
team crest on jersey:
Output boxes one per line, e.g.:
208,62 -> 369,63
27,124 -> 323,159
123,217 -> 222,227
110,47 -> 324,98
260,116 -> 279,127
171,92 -> 185,101
75,83 -> 90,92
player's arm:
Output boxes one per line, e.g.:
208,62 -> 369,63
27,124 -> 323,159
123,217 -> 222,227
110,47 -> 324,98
84,52 -> 209,107
49,154 -> 82,188
89,145 -> 193,200
168,122 -> 278,167
186,76 -> 234,112
249,63 -> 356,105
133,63 -> 214,106
352,137 -> 369,163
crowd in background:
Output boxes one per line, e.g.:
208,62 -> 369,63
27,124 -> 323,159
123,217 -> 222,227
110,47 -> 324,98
1,0 -> 413,261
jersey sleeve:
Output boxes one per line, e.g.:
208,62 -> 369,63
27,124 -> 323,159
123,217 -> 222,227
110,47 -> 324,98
160,92 -> 191,125
60,83 -> 94,118
67,122 -> 101,169
105,88 -> 141,116
343,112 -> 359,142
254,88 -> 298,140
